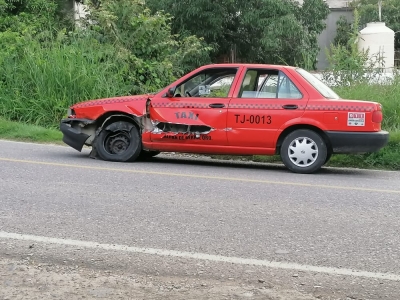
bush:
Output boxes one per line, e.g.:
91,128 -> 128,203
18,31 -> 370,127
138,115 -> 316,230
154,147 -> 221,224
0,34 -> 134,128
0,0 -> 211,128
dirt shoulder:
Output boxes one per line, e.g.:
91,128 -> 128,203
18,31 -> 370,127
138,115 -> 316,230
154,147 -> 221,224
0,257 -> 319,300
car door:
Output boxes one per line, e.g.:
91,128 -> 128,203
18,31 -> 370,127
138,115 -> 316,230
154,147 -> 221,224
227,68 -> 308,148
149,67 -> 239,146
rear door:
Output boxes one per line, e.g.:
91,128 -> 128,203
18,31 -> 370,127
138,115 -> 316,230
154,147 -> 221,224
227,68 -> 308,148
149,67 -> 239,145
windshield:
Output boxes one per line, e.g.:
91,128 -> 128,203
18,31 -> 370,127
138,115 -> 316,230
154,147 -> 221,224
296,68 -> 340,99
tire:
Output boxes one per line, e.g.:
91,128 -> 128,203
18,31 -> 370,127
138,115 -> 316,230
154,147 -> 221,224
137,150 -> 161,160
95,121 -> 142,162
280,129 -> 327,174
324,152 -> 332,165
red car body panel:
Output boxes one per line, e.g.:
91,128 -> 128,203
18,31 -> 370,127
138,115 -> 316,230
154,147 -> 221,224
72,95 -> 151,120
62,63 -> 388,158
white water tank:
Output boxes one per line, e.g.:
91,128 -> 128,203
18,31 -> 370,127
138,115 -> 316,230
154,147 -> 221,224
358,22 -> 395,70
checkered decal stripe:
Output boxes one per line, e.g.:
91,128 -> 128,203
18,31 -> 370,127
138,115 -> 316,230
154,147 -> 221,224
229,103 -> 307,110
75,98 -> 376,112
74,97 -> 147,108
305,105 -> 374,111
151,103 -> 209,109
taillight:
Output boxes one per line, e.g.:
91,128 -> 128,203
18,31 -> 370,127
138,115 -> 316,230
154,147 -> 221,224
372,110 -> 382,123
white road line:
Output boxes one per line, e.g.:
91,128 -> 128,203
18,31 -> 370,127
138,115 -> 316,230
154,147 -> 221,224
1,231 -> 399,282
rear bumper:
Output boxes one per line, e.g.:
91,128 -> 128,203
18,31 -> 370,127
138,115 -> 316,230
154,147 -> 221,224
60,118 -> 94,152
326,130 -> 389,154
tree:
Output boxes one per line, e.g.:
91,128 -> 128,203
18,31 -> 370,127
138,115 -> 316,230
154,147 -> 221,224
145,0 -> 330,69
81,0 -> 212,90
0,0 -> 74,34
333,16 -> 353,48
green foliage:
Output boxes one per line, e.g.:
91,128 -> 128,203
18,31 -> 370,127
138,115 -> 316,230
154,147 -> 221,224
0,0 -> 72,34
333,16 -> 353,48
146,0 -> 330,69
0,35 -> 133,128
0,117 -> 63,143
84,0 -> 211,91
0,0 -> 211,127
323,9 -> 386,86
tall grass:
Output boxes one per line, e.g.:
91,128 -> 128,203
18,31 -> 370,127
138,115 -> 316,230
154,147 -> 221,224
0,35 -> 133,128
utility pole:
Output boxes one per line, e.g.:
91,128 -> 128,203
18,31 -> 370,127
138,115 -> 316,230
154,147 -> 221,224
378,0 -> 382,22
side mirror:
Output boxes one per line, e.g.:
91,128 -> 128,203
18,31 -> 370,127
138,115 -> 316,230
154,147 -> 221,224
166,87 -> 176,98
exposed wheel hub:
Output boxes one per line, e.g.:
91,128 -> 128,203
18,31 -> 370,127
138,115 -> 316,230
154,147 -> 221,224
105,133 -> 130,155
288,137 -> 318,167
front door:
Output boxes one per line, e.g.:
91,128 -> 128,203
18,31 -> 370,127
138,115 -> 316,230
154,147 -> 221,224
227,68 -> 308,148
150,67 -> 239,146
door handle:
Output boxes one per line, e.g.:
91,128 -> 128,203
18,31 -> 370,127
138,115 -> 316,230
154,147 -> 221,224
209,103 -> 225,108
282,104 -> 298,110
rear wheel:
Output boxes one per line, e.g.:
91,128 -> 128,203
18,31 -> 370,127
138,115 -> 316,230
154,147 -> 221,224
95,121 -> 142,162
280,129 -> 327,174
324,152 -> 332,165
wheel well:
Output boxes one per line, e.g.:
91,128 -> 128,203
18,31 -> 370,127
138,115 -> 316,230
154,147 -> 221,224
96,111 -> 141,132
275,125 -> 332,155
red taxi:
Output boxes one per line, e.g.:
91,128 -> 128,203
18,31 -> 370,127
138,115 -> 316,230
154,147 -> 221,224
60,64 -> 389,174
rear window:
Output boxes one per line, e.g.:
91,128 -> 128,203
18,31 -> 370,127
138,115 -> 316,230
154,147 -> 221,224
296,68 -> 340,100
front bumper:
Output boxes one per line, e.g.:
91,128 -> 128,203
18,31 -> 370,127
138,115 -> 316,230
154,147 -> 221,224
326,130 -> 389,154
60,118 -> 94,152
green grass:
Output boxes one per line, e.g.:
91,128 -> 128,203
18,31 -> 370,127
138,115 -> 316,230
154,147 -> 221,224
0,35 -> 134,129
0,118 -> 63,144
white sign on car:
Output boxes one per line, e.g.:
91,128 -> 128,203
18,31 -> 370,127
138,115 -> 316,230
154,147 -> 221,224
347,112 -> 365,126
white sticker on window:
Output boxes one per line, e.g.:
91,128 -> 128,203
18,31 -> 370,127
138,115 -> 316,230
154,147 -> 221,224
347,112 -> 365,126
199,85 -> 211,95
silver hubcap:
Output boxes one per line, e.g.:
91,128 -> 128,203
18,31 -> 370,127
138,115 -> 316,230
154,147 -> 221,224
288,137 -> 318,167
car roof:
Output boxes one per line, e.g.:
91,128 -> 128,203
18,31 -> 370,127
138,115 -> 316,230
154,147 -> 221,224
199,63 -> 298,70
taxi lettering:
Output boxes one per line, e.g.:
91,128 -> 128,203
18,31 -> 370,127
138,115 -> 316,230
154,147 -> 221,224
175,112 -> 199,120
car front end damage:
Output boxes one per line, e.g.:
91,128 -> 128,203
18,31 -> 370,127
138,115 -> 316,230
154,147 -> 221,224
60,92 -> 221,155
60,118 -> 97,152
59,95 -> 153,154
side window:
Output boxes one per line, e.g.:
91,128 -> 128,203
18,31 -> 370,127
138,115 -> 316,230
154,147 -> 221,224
275,72 -> 302,99
209,75 -> 235,97
258,74 -> 279,98
239,70 -> 259,98
174,68 -> 237,98
239,69 -> 302,99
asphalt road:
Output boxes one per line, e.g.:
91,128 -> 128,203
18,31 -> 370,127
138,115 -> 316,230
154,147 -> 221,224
1,139 -> 400,299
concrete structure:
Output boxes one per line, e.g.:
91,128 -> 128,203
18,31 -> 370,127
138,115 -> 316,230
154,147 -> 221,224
296,1 -> 354,70
65,0 -> 89,23
358,22 -> 395,70
317,1 -> 354,70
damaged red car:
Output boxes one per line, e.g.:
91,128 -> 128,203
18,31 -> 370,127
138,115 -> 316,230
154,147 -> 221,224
60,63 -> 389,174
